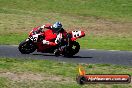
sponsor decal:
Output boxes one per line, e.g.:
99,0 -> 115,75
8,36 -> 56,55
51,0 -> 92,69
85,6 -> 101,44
76,65 -> 131,85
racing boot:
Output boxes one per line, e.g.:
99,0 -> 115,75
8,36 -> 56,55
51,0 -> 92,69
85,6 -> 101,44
54,49 -> 60,57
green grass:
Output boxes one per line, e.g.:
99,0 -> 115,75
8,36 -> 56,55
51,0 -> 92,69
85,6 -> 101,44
0,33 -> 132,50
0,57 -> 131,88
0,0 -> 132,50
78,36 -> 132,50
0,34 -> 27,45
0,0 -> 132,21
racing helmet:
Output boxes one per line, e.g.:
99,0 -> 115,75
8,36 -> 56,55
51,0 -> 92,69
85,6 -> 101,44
52,21 -> 63,32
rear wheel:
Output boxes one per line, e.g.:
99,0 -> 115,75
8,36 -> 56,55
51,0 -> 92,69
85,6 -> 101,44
71,41 -> 80,55
18,40 -> 36,54
63,41 -> 80,57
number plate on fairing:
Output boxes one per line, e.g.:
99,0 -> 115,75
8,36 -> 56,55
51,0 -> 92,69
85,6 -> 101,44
28,34 -> 39,42
72,31 -> 82,38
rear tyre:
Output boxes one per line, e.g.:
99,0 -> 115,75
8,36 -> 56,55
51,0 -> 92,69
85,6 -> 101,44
63,41 -> 80,57
18,40 -> 36,54
63,46 -> 73,57
71,41 -> 80,55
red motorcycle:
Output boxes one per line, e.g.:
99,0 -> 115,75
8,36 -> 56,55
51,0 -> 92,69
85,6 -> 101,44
18,27 -> 85,57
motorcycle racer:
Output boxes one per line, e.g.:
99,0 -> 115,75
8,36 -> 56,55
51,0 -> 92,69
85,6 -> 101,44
51,22 -> 67,55
19,21 -> 85,57
33,22 -> 67,46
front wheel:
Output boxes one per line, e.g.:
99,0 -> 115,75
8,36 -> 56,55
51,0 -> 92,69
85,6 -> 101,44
18,40 -> 36,54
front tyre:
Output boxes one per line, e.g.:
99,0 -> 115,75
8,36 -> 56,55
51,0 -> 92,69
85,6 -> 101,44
18,40 -> 36,54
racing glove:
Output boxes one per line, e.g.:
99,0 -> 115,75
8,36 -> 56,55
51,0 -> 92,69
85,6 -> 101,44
42,40 -> 49,45
42,40 -> 57,46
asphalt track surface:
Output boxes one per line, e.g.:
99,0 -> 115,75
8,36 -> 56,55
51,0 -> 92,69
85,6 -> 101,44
0,45 -> 132,66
